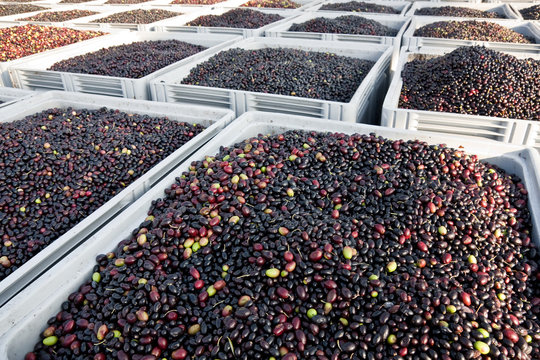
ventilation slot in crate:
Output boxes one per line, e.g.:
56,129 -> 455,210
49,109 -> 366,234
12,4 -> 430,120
73,77 -> 125,97
168,87 -> 232,108
336,34 -> 381,44
71,23 -> 101,29
209,28 -> 247,36
110,24 -> 139,31
279,32 -> 324,40
163,27 -> 198,33
416,118 -> 508,142
20,71 -> 64,91
250,95 -> 326,118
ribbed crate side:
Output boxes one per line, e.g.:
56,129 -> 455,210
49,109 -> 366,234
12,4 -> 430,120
381,47 -> 540,147
1,113 -> 539,359
0,90 -> 234,308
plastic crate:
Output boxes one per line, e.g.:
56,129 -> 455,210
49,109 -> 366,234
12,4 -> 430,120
66,5 -> 201,31
67,0 -> 172,5
406,1 -> 519,18
0,22 -> 115,86
0,111 -> 538,352
0,5 -> 109,26
0,0 -> 58,5
141,0 -> 246,8
509,3 -> 540,22
381,47 -> 540,151
150,37 -> 392,123
153,7 -> 301,37
0,87 -> 35,108
305,0 -> 411,16
431,0 -> 481,3
8,32 -> 241,99
227,0 -> 321,11
141,0 -> 246,10
98,0 -> 176,5
1,0 -> 113,5
45,0 -> 105,4
0,8 -> 50,23
484,0 -> 539,4
403,17 -> 540,53
264,12 -> 410,72
0,90 -> 234,307
149,0 -> 301,8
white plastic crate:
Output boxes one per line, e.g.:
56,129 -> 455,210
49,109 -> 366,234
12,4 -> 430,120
382,47 -> 540,151
265,12 -> 410,72
98,0 -> 174,5
226,0 -> 321,11
142,0 -> 245,8
66,5 -> 201,31
403,16 -> 540,53
0,90 -> 234,308
0,22 -> 116,86
406,1 -> 519,18
0,5 -> 108,26
0,87 -> 35,108
0,0 -> 109,4
23,1 -> 118,7
141,0 -> 245,9
510,3 -> 540,22
0,0 -> 58,5
150,37 -> 392,123
8,32 -> 241,99
111,0 -> 183,5
0,7 -> 50,23
306,0 -> 411,16
484,0 -> 539,4
430,0 -> 481,3
71,0 -> 172,5
0,111 -> 538,354
41,0 -> 105,4
153,7 -> 301,37
0,4 -> 53,25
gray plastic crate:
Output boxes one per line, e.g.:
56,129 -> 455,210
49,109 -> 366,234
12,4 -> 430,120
0,22 -> 116,86
403,16 -> 540,53
8,32 -> 241,99
406,1 -> 519,18
265,12 -> 410,72
150,37 -> 392,123
306,0 -> 411,16
66,5 -> 201,31
382,47 -> 540,151
0,90 -> 234,307
0,111 -> 538,354
153,7 -> 301,37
